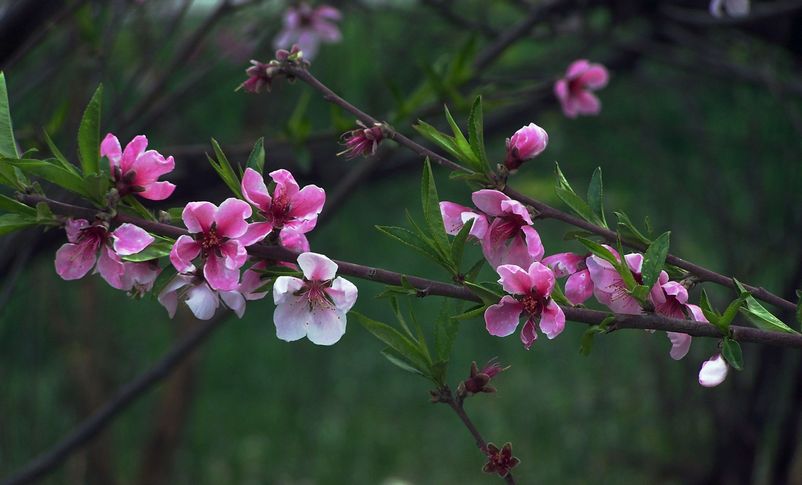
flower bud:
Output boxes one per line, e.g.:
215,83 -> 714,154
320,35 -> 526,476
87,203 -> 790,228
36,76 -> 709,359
504,123 -> 548,171
241,60 -> 272,94
338,121 -> 385,159
458,359 -> 508,398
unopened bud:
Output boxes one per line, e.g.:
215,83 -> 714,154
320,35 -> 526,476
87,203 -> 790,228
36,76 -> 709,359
504,123 -> 548,172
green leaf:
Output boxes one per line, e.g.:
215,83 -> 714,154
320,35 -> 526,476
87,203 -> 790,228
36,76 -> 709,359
0,212 -> 36,234
640,231 -> 670,290
450,304 -> 487,321
554,163 -> 604,227
721,337 -> 743,371
718,291 -> 750,331
121,195 -> 157,221
586,167 -> 607,228
450,218 -> 474,272
434,299 -> 459,362
580,316 -> 615,356
380,348 -> 427,376
443,105 -> 480,169
576,237 -> 618,266
467,96 -> 488,170
465,257 -> 485,282
208,139 -> 242,198
352,311 -> 432,373
35,201 -> 54,223
42,130 -> 80,175
614,211 -> 652,246
550,281 -> 571,306
246,137 -> 265,174
463,281 -> 502,306
375,225 -> 449,268
0,72 -> 19,159
420,159 -> 451,256
0,194 -> 35,216
412,120 -> 465,165
3,158 -> 90,197
734,279 -> 799,334
120,238 -> 173,262
77,84 -> 102,175
699,289 -> 721,327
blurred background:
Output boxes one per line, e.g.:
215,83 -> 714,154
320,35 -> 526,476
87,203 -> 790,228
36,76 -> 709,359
1,0 -> 802,483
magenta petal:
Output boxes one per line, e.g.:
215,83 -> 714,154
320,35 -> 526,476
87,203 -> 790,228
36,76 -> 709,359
543,252 -> 584,277
215,198 -> 251,238
204,252 -> 241,291
111,223 -> 154,256
496,264 -> 533,295
440,201 -> 472,235
575,91 -> 601,115
241,168 -> 272,211
565,269 -> 593,305
65,218 -> 90,243
97,245 -> 126,289
485,296 -> 523,337
499,199 -> 533,225
471,189 -> 509,217
312,20 -> 341,43
579,64 -> 609,89
279,228 -> 310,252
130,151 -> 174,184
137,181 -> 176,201
55,241 -> 98,280
100,133 -> 122,170
667,332 -> 692,360
220,240 -> 247,270
315,5 -> 341,20
540,300 -> 566,339
298,252 -> 338,281
521,226 -> 544,262
238,221 -> 273,247
120,135 -> 148,174
527,262 -> 556,298
289,184 -> 325,220
661,281 -> 688,305
520,319 -> 538,349
182,202 -> 217,234
269,169 -> 300,200
566,59 -> 590,79
169,235 -> 201,273
687,304 -> 708,323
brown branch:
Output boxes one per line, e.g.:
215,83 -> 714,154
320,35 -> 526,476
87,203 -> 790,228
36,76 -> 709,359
280,64 -> 797,314
18,194 -> 802,349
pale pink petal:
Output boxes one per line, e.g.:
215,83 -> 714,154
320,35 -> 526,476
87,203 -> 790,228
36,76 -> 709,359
169,235 -> 201,273
484,295 -> 523,337
96,245 -> 126,289
471,189 -> 509,217
306,306 -> 347,345
157,275 -> 193,318
110,223 -> 154,256
273,293 -> 312,342
239,262 -> 268,301
574,91 -> 601,115
520,319 -> 538,349
527,261 -> 556,299
298,252 -> 337,281
215,198 -> 252,239
662,280 -> 688,305
279,228 -> 310,252
182,202 -> 217,234
120,262 -> 160,293
203,252 -> 241,291
55,241 -> 98,280
440,201 -> 472,235
499,199 -> 533,225
316,5 -> 341,20
241,168 -> 272,211
65,219 -> 90,243
687,304 -> 708,323
521,225 -> 544,262
220,291 -> 246,318
238,221 -> 272,247
289,184 -> 325,220
578,65 -> 609,89
325,276 -> 358,313
273,275 -> 305,305
464,212 -> 489,239
100,133 -> 122,170
624,253 -> 644,276
296,31 -> 320,59
496,264 -> 533,295
220,240 -> 248,270
540,299 -> 565,339
185,283 -> 219,320
542,252 -> 584,277
137,181 -> 175,201
566,59 -> 591,79
273,28 -> 297,50
565,269 -> 593,305
498,233 -> 536,269
120,135 -> 148,174
667,332 -> 692,360
699,354 -> 729,387
312,21 -> 341,43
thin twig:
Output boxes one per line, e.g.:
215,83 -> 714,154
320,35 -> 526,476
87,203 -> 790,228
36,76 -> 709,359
280,64 -> 797,314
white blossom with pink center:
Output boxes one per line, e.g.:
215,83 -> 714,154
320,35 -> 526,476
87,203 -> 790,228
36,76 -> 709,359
484,261 -> 565,349
272,252 -> 357,346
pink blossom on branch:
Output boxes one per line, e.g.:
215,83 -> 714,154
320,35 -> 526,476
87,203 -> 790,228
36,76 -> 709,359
652,272 -> 708,360
473,189 -> 544,269
484,261 -> 565,349
100,134 -> 176,200
169,199 -> 270,292
55,219 -> 154,289
272,252 -> 358,346
554,59 -> 609,118
504,123 -> 548,171
542,252 -> 593,305
273,3 -> 342,60
585,248 -> 655,315
241,168 -> 325,252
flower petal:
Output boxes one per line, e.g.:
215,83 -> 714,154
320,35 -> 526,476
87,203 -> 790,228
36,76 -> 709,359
96,245 -> 126,289
157,275 -> 192,318
298,252 -> 337,281
289,184 -> 325,220
440,201 -> 472,235
55,241 -> 98,280
578,64 -> 609,89
484,295 -> 523,337
542,252 -> 584,277
215,198 -> 252,239
138,181 -> 176,201
204,252 -> 241,291
185,283 -> 219,320
121,135 -> 148,174
273,276 -> 305,305
520,319 -> 538,349
238,221 -> 273,247
667,332 -> 692,360
65,219 -> 90,243
270,169 -> 300,201
220,290 -> 246,318
130,150 -> 174,184
279,228 -> 310,252
306,307 -> 347,345
527,261 -> 556,299
326,276 -> 358,313
496,264 -> 533,295
111,223 -> 154,256
182,201 -> 217,234
100,133 -> 122,170
565,269 -> 594,305
471,189 -> 509,217
540,299 -> 565,339
699,354 -> 729,387
273,292 -> 311,342
241,168 -> 272,211
169,235 -> 201,273
220,240 -> 248,270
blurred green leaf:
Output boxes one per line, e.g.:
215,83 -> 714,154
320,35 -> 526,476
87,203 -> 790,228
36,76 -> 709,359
0,213 -> 36,235
586,167 -> 607,229
450,304 -> 486,321
3,158 -> 90,197
0,72 -> 19,159
246,137 -> 265,174
77,84 -> 102,175
380,348 -> 428,377
0,194 -> 35,216
208,139 -> 242,198
434,299 -> 459,364
640,231 -> 670,290
554,163 -> 604,227
721,337 -> 743,371
467,96 -> 488,170
352,311 -> 432,377
375,225 -> 449,268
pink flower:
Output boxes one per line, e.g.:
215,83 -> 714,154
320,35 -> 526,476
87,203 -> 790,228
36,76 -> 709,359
585,248 -> 655,315
120,261 -> 161,297
542,252 -> 593,305
100,134 -> 176,200
652,271 -> 708,360
710,0 -> 749,17
157,273 -> 247,320
554,59 -> 609,118
169,199 -> 270,292
473,190 -> 544,268
338,122 -> 384,159
439,201 -> 489,239
273,3 -> 342,60
241,168 -> 325,252
699,354 -> 729,387
272,252 -> 358,345
504,123 -> 548,171
484,261 -> 565,349
55,219 -> 154,289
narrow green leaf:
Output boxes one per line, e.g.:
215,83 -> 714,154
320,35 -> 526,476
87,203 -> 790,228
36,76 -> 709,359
614,211 -> 652,246
699,289 -> 721,327
718,291 -> 750,331
353,312 -> 432,373
412,120 -> 464,163
467,96 -> 488,169
0,194 -> 35,216
120,238 -> 173,262
0,72 -> 19,159
0,212 -> 37,235
463,281 -> 502,306
465,257 -> 485,282
42,130 -> 80,175
121,196 -> 157,221
420,159 -> 451,256
554,163 -> 604,226
450,218 -> 474,272
721,337 -> 743,371
576,237 -> 618,266
375,225 -> 450,268
77,84 -> 103,175
734,279 -> 799,334
246,137 -> 265,174
640,231 -> 671,290
380,348 -> 427,376
443,105 -> 479,168
35,202 -> 54,223
208,139 -> 242,198
3,158 -> 90,197
587,167 -> 607,228
434,299 -> 459,362
450,304 -> 487,321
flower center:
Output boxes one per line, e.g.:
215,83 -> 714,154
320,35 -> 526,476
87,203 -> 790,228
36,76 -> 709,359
270,194 -> 292,229
200,226 -> 224,253
520,294 -> 542,316
568,77 -> 585,95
